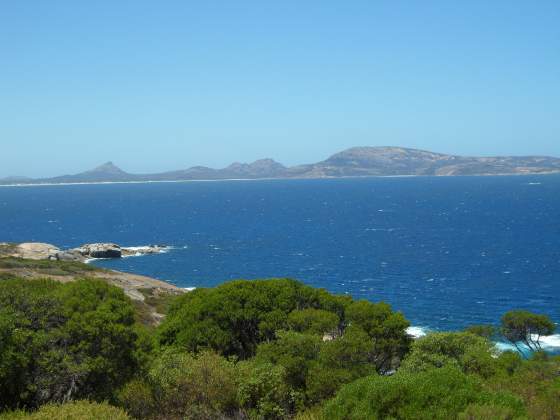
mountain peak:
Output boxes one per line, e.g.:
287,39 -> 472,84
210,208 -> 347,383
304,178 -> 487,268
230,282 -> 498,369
88,162 -> 127,175
250,158 -> 286,168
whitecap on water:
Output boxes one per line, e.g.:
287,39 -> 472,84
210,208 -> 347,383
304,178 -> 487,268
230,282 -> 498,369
406,326 -> 428,339
538,334 -> 560,349
122,246 -> 173,258
495,333 -> 560,354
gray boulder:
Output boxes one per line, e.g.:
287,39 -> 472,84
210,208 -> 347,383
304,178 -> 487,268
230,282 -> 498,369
54,250 -> 85,261
76,243 -> 122,259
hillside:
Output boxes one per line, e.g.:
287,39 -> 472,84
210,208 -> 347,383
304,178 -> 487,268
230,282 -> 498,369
2,147 -> 560,185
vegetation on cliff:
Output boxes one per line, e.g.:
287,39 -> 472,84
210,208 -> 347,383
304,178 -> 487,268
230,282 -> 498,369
0,269 -> 558,419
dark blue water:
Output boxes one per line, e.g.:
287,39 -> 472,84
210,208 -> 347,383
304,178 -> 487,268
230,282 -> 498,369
1,176 -> 559,335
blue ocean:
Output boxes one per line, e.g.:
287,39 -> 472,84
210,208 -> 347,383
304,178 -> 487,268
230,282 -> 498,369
1,176 -> 559,342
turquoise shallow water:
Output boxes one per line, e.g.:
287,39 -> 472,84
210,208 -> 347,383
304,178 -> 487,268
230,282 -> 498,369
1,175 -> 559,341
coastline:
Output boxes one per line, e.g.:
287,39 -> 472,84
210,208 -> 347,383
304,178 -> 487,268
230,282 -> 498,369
0,171 -> 559,188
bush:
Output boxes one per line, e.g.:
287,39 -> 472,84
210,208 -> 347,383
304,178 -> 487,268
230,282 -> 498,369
157,279 -> 410,370
458,403 -> 526,420
399,332 -> 497,378
464,325 -> 497,340
344,300 -> 411,373
117,379 -> 156,419
486,356 -> 560,419
0,278 -> 139,410
237,360 -> 298,419
323,366 -> 525,420
0,401 -> 130,419
306,326 -> 378,403
0,257 -> 99,276
157,279 -> 351,359
147,349 -> 239,419
287,309 -> 339,336
256,331 -> 322,389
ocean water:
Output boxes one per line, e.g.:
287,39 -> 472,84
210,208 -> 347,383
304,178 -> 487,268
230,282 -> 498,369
1,176 -> 559,341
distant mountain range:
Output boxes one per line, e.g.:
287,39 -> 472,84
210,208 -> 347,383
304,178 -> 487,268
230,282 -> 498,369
2,147 -> 560,185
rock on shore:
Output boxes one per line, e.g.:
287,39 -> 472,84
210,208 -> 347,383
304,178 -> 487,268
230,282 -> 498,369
74,243 -> 123,259
4,242 -> 61,260
0,242 -> 168,261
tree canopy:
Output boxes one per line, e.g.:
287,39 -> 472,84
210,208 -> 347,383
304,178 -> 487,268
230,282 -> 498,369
0,278 -> 140,410
323,366 -> 526,420
501,310 -> 555,353
1,273 -> 559,419
156,278 -> 408,363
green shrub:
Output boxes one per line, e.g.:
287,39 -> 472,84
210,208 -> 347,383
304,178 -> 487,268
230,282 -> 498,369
458,403 -> 527,420
117,379 -> 156,419
306,326 -> 378,403
344,300 -> 411,373
157,279 -> 351,358
147,349 -> 238,419
256,331 -> 322,389
486,356 -> 560,419
237,360 -> 298,419
287,309 -> 339,336
0,401 -> 130,419
323,366 -> 525,420
399,332 -> 497,378
0,257 -> 100,275
157,279 -> 408,365
0,278 -> 139,410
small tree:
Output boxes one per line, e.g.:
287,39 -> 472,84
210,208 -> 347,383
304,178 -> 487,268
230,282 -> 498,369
501,311 -> 555,354
464,325 -> 497,340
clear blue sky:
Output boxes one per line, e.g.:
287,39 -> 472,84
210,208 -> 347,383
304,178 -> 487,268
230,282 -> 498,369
1,1 -> 559,177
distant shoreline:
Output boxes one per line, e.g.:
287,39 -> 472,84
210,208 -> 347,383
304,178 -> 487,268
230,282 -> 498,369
3,146 -> 560,187
0,171 -> 558,188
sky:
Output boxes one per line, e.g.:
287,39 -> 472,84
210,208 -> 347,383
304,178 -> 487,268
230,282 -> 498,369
1,1 -> 559,177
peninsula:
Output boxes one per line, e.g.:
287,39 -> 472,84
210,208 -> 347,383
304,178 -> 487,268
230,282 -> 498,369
2,146 -> 560,185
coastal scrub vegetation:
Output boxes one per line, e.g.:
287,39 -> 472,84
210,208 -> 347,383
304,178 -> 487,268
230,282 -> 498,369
0,257 -> 101,275
0,273 -> 558,419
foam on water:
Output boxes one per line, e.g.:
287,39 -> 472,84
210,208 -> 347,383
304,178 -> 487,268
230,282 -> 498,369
537,334 -> 560,349
122,245 -> 174,258
406,326 -> 428,338
84,257 -> 112,264
495,333 -> 560,355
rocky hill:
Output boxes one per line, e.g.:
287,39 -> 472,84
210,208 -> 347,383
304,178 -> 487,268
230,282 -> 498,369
289,147 -> 560,177
2,147 -> 560,185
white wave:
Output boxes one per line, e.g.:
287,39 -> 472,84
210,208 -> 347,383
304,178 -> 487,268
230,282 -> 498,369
407,326 -> 428,339
182,287 -> 196,292
537,333 -> 560,349
121,245 -> 173,258
122,246 -> 150,251
84,257 -> 112,263
123,245 -> 173,251
494,333 -> 560,354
